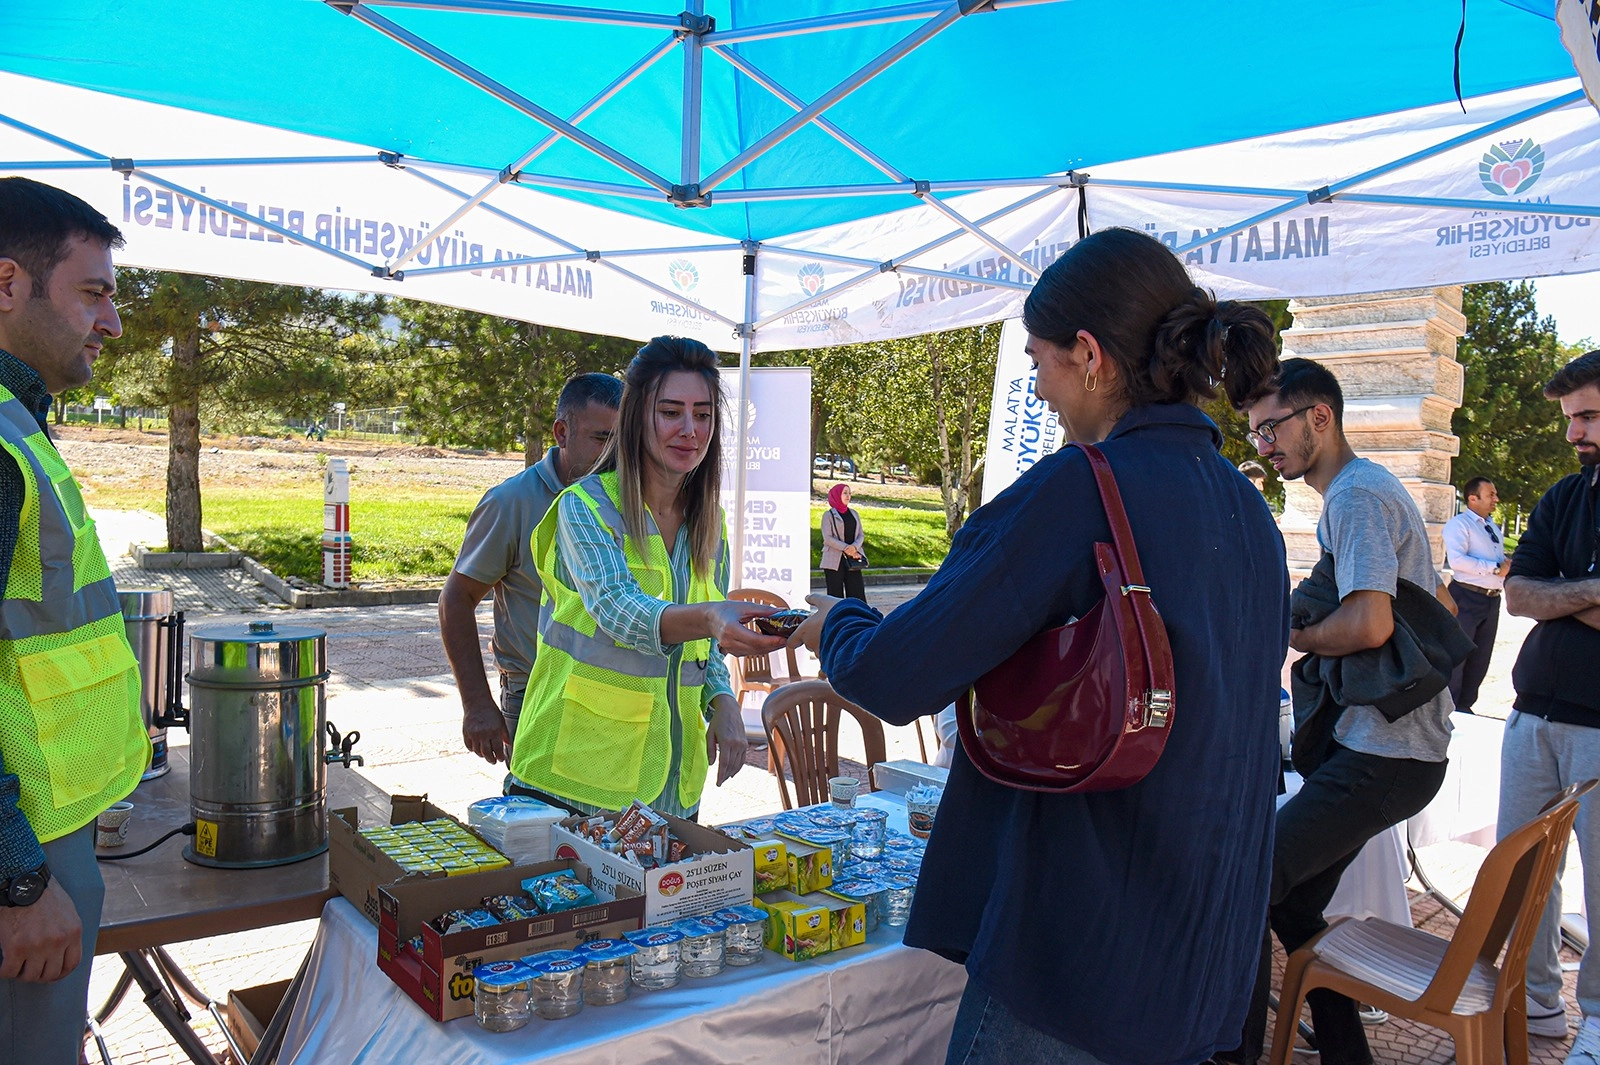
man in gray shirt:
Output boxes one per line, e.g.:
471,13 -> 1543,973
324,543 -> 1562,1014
1223,358 -> 1452,1065
440,373 -> 621,765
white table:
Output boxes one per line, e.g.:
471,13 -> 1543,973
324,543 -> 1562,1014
277,898 -> 967,1065
1407,711 -> 1505,849
1281,773 -> 1412,927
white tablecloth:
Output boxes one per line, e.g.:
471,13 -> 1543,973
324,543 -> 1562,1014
1407,711 -> 1505,849
1280,774 -> 1412,927
278,898 -> 967,1065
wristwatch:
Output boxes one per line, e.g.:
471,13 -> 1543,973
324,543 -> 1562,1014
0,863 -> 50,907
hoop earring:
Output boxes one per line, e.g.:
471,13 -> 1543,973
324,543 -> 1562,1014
1084,370 -> 1098,393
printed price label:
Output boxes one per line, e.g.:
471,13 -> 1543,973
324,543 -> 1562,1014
194,818 -> 218,858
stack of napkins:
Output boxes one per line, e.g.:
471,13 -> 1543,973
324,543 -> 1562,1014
466,795 -> 567,865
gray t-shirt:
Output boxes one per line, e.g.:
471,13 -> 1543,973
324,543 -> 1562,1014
1317,457 -> 1454,761
452,447 -> 565,687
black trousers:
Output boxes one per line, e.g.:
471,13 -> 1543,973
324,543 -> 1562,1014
1446,582 -> 1500,713
1225,744 -> 1448,1065
824,565 -> 867,602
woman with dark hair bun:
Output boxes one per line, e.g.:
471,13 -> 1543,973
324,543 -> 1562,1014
507,336 -> 786,820
793,229 -> 1291,1065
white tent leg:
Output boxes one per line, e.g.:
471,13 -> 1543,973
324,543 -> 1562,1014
732,245 -> 757,592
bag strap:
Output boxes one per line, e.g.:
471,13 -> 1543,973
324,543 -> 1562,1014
1069,442 -> 1147,587
1069,441 -> 1176,720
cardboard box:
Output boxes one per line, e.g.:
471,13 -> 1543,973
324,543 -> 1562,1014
551,812 -> 753,925
750,838 -> 789,895
754,889 -> 866,961
375,859 -> 643,1022
870,759 -> 949,796
225,978 -> 291,1061
783,839 -> 833,895
330,795 -> 509,926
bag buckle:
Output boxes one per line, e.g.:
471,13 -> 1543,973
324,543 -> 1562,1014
1120,584 -> 1151,596
1132,689 -> 1173,729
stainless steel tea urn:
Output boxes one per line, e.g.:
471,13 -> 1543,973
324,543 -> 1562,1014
117,587 -> 183,781
180,619 -> 360,868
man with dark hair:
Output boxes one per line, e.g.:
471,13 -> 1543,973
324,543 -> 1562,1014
1499,349 -> 1600,1054
440,372 -> 622,765
1238,460 -> 1269,494
1220,357 -> 1452,1065
1442,476 -> 1508,714
0,178 -> 149,1063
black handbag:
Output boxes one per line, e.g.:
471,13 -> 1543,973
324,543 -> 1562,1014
842,552 -> 868,571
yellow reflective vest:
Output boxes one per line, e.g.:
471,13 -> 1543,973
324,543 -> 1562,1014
511,472 -> 723,812
0,383 -> 148,844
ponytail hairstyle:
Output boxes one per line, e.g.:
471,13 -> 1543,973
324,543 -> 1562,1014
594,336 -> 726,576
1022,228 -> 1279,412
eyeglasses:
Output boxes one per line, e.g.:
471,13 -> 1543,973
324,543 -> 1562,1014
1246,405 -> 1317,448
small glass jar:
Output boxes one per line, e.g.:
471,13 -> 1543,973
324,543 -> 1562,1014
848,808 -> 889,861
581,943 -> 637,1006
623,927 -> 685,990
882,875 -> 917,928
528,955 -> 585,1019
473,961 -> 533,1033
677,916 -> 727,978
714,905 -> 767,966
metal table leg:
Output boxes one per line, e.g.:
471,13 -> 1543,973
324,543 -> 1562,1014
117,949 -> 222,1065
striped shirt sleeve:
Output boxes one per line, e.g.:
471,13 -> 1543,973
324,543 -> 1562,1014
553,492 -> 669,657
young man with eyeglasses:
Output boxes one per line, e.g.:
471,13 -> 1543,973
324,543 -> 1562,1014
1218,357 -> 1452,1065
1499,349 -> 1600,1054
1441,476 -> 1509,714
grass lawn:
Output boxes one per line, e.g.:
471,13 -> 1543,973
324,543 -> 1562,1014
96,487 -> 484,583
95,487 -> 953,583
809,503 -> 949,573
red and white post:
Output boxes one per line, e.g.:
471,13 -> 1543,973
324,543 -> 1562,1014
322,458 -> 351,589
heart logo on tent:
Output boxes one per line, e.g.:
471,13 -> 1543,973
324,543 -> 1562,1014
1478,138 -> 1545,197
1490,159 -> 1532,192
797,262 -> 826,297
667,258 -> 700,293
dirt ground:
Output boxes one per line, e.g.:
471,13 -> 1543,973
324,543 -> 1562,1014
54,424 -> 532,498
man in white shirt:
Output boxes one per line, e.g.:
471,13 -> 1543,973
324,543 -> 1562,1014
1442,476 -> 1509,714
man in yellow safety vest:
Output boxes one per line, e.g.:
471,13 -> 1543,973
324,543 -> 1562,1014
0,177 -> 149,1064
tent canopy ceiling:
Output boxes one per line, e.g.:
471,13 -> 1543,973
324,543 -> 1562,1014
0,0 -> 1595,358
0,0 -> 1581,240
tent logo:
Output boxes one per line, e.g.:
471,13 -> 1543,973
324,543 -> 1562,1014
668,259 -> 699,293
1479,138 -> 1545,197
797,262 -> 826,297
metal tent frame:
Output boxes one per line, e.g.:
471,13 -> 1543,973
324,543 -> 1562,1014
2,0 -> 1597,564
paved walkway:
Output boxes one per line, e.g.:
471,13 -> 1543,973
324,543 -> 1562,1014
78,510 -> 1578,1065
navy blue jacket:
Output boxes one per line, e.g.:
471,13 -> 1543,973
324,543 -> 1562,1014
821,404 -> 1289,1065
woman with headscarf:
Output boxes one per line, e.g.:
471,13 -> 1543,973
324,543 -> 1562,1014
819,482 -> 867,603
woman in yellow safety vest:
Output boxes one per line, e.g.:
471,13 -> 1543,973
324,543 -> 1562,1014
507,336 -> 787,819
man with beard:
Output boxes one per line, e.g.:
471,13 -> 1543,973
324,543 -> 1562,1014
1499,350 -> 1600,1055
1218,357 -> 1452,1065
0,178 -> 149,1063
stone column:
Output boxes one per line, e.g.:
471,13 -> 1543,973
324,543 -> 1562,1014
1275,287 -> 1465,571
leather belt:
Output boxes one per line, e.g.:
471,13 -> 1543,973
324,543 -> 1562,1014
1452,582 -> 1501,598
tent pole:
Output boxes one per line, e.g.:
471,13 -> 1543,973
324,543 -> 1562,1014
732,244 -> 758,595
682,0 -> 705,189
342,4 -> 673,192
388,33 -> 680,274
346,0 -> 684,31
915,191 -> 1042,281
1174,87 -> 1584,257
700,3 -> 966,194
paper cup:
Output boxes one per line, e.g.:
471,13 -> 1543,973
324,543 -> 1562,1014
906,799 -> 938,840
97,801 -> 134,848
828,777 -> 860,809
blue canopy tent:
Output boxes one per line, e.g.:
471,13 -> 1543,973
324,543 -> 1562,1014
1,0 -> 1596,549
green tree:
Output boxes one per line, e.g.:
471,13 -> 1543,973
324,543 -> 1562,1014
1451,281 -> 1574,526
390,302 -> 633,464
812,324 -> 999,536
108,270 -> 382,551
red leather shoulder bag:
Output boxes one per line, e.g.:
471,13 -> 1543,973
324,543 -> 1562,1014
956,442 -> 1177,793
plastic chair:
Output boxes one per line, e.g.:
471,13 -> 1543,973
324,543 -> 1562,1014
726,587 -> 789,703
1268,778 -> 1599,1065
761,680 -> 888,810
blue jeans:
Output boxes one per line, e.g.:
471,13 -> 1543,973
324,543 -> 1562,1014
946,983 -> 1115,1065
